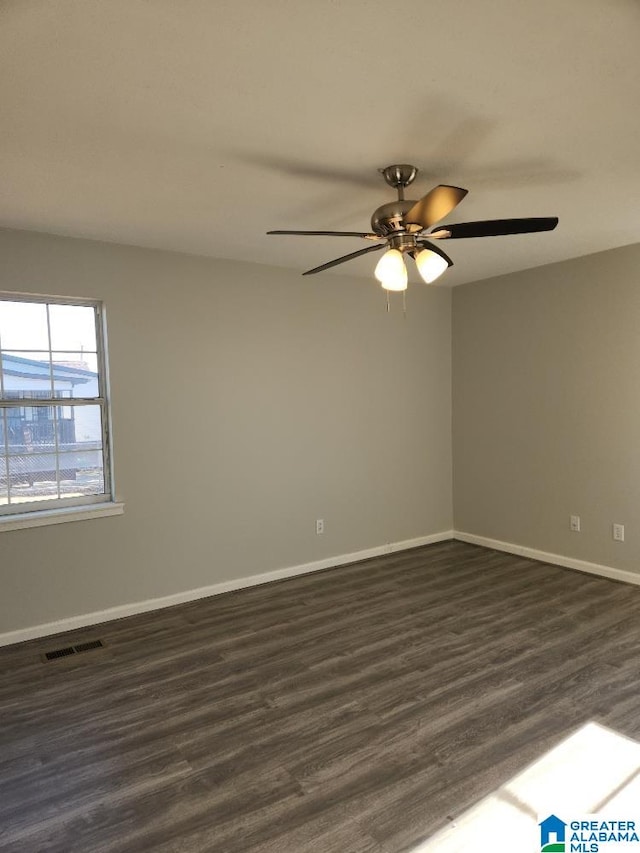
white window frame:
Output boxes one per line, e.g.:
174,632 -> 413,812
0,292 -> 122,530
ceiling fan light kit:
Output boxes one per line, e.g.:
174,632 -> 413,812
374,248 -> 407,291
267,164 -> 558,301
415,248 -> 449,284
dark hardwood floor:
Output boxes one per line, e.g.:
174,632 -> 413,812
2,540 -> 640,852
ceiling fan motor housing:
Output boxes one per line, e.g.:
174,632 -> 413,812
371,199 -> 421,237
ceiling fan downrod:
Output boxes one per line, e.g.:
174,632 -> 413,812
371,165 -> 423,237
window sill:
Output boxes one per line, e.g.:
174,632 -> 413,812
0,502 -> 124,532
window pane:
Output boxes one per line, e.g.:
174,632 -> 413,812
0,431 -> 6,504
0,301 -> 50,350
57,404 -> 105,497
8,453 -> 58,486
58,451 -> 104,497
48,304 -> 97,351
57,403 -> 103,449
1,351 -> 53,399
4,406 -> 56,451
52,352 -> 100,398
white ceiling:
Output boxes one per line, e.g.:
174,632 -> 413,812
1,0 -> 639,286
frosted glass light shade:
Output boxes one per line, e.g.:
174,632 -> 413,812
374,249 -> 408,291
415,248 -> 449,284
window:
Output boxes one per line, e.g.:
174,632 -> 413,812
0,295 -> 114,519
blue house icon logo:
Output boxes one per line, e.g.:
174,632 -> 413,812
539,814 -> 567,852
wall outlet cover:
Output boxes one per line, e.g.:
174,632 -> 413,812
613,523 -> 625,542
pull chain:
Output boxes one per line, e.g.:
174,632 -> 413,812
384,291 -> 409,314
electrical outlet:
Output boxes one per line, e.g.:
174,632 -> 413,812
570,515 -> 581,532
316,518 -> 324,535
613,523 -> 625,542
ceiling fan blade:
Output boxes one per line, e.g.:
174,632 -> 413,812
267,230 -> 380,239
302,243 -> 385,275
431,217 -> 559,239
414,240 -> 454,268
403,185 -> 468,229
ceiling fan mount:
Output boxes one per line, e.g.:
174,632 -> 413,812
267,164 -> 559,288
379,164 -> 418,191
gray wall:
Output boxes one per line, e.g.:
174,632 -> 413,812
453,242 -> 640,573
0,228 -> 453,634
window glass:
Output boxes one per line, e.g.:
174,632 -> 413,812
0,301 -> 49,350
48,303 -> 97,351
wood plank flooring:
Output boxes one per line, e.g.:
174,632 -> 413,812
2,540 -> 640,852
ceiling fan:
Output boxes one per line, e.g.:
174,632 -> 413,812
267,164 -> 558,290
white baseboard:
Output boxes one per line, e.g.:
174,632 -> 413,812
454,529 -> 640,588
0,530 -> 454,648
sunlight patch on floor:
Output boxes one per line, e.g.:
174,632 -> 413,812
411,722 -> 640,853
